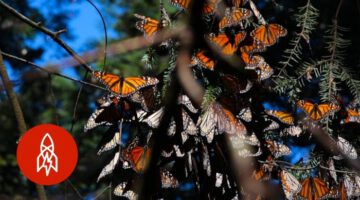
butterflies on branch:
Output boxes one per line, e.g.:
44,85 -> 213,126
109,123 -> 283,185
297,100 -> 340,121
93,71 -> 159,97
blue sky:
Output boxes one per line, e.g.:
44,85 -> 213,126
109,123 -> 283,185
24,0 -> 121,78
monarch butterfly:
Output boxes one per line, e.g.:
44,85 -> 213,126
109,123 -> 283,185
142,107 -> 165,128
97,152 -> 120,181
237,107 -> 252,122
240,39 -> 267,53
134,14 -> 161,40
296,100 -> 340,121
219,7 -> 252,30
97,127 -> 121,155
197,102 -> 247,143
333,136 -> 358,160
208,32 -> 246,55
170,0 -> 191,10
280,170 -> 302,200
202,0 -> 219,16
237,147 -> 262,158
253,61 -> 274,80
232,0 -> 248,7
265,110 -> 295,125
170,0 -> 218,15
250,23 -> 287,46
129,86 -> 157,112
280,125 -> 302,137
122,142 -> 151,173
299,177 -> 330,200
160,169 -> 179,188
326,158 -> 338,184
93,71 -> 159,97
264,119 -> 280,132
343,108 -> 360,123
178,95 -> 199,113
84,104 -> 122,132
190,50 -> 216,70
113,182 -> 138,199
265,140 -> 291,158
241,52 -> 264,67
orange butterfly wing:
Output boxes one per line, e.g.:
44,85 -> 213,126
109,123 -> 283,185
170,0 -> 191,9
191,50 -> 216,70
209,32 -> 246,55
202,0 -> 218,15
135,14 -> 160,38
130,147 -> 151,172
219,8 -> 252,30
297,100 -> 339,121
265,110 -> 294,125
240,39 -> 267,53
251,24 -> 287,46
312,178 -> 330,200
299,178 -> 313,200
93,71 -> 158,97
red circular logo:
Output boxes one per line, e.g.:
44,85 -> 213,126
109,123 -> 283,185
17,124 -> 78,185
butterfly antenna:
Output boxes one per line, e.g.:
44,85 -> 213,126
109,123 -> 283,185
86,0 -> 108,71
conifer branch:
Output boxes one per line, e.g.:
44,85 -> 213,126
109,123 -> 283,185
278,0 -> 319,76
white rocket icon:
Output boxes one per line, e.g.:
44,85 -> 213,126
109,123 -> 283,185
36,133 -> 58,176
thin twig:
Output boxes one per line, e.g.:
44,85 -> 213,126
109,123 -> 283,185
0,49 -> 48,200
0,52 -> 107,91
0,0 -> 92,72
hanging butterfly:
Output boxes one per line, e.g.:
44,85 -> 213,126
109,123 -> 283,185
142,107 -> 164,128
298,177 -> 330,200
114,182 -> 138,199
202,0 -> 219,16
219,7 -> 252,31
208,32 -> 246,55
248,0 -> 266,25
190,50 -> 216,70
237,107 -> 252,122
170,0 -> 191,9
180,109 -> 198,143
296,100 -> 340,121
84,104 -> 122,132
178,94 -> 199,113
134,14 -> 161,40
265,110 -> 295,125
333,136 -> 358,160
265,140 -> 291,158
250,23 -> 287,47
280,170 -> 302,200
197,102 -> 247,143
97,152 -> 120,181
160,169 -> 179,188
241,52 -> 264,67
93,71 -> 159,97
327,158 -> 337,184
280,126 -> 302,137
240,39 -> 267,53
245,60 -> 274,81
129,86 -> 157,112
97,128 -> 121,155
121,139 -> 151,173
342,108 -> 360,123
264,119 -> 280,132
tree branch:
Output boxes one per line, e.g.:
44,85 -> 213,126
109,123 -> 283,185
0,49 -> 48,200
0,0 -> 92,72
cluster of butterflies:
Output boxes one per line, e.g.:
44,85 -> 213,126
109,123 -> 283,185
84,0 -> 360,199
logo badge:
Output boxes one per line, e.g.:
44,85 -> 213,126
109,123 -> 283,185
17,124 -> 78,185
